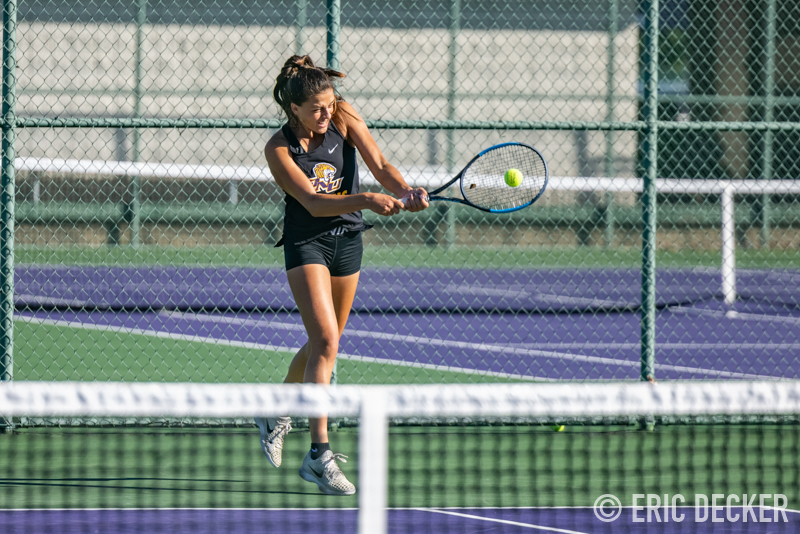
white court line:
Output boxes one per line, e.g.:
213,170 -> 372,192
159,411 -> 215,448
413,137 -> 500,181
16,294 -> 96,308
16,315 -> 295,352
530,294 -> 633,308
436,284 -> 627,308
414,508 -> 589,534
669,306 -> 800,325
336,352 -> 554,382
546,505 -> 800,516
503,342 -> 800,350
163,311 -> 781,380
13,315 -> 554,382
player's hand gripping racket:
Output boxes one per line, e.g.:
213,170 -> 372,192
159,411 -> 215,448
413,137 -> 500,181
402,142 -> 548,213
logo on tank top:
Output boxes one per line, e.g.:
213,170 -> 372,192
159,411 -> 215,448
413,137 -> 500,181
310,162 -> 343,193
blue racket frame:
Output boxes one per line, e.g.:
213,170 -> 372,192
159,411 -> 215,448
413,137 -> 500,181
427,142 -> 549,213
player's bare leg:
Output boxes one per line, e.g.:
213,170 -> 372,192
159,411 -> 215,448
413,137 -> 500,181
283,268 -> 357,384
286,266 -> 359,434
286,265 -> 358,495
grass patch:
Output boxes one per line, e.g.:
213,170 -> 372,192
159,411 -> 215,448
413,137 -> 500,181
14,318 -> 522,384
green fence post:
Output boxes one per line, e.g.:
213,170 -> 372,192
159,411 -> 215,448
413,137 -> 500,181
130,0 -> 146,247
0,0 -> 16,393
326,0 -> 340,71
442,0 -> 460,248
327,0 -> 340,385
640,0 -> 659,382
761,0 -> 776,247
604,0 -> 618,248
296,0 -> 307,56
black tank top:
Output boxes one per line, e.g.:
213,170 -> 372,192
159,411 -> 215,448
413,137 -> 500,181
277,120 -> 369,246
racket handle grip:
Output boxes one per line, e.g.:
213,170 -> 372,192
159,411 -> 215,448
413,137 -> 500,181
400,195 -> 430,207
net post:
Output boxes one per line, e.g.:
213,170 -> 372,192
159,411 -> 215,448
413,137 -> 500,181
358,387 -> 388,534
721,184 -> 736,305
640,0 -> 659,382
0,0 -> 15,432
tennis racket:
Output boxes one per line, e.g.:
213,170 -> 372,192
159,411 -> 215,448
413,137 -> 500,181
402,142 -> 548,213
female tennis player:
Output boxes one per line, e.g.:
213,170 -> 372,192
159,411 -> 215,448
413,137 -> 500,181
255,55 -> 428,496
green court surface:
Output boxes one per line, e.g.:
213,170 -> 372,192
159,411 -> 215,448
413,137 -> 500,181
14,319 -> 521,384
0,424 -> 794,509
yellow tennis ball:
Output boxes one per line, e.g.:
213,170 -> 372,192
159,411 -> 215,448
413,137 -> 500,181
504,168 -> 523,187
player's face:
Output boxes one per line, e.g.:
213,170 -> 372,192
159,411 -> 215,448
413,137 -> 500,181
291,89 -> 336,135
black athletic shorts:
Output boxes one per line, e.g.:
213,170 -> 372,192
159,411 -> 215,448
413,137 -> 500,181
284,229 -> 363,277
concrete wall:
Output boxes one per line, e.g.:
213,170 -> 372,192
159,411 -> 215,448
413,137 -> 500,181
17,21 -> 640,180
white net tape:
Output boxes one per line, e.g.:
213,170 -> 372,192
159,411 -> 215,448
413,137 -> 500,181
2,381 -> 800,418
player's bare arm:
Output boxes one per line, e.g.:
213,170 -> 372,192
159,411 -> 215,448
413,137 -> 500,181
335,101 -> 429,213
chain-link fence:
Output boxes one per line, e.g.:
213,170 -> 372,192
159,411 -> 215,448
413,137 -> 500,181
3,0 -> 799,384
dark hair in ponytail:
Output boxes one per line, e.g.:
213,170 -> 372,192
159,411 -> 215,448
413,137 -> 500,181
273,55 -> 345,125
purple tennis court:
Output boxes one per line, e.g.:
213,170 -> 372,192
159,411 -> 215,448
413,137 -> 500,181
14,265 -> 775,312
14,265 -> 800,381
2,506 -> 797,533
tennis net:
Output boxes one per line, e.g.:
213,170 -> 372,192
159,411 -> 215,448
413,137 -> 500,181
1,381 -> 799,533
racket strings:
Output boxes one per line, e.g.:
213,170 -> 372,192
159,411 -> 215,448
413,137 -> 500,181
461,144 -> 547,211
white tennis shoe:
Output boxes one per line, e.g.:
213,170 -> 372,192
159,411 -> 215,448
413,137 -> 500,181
254,416 -> 292,468
299,450 -> 356,495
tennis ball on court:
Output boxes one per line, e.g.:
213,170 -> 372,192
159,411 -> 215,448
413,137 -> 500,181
504,168 -> 523,187
552,424 -> 565,432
